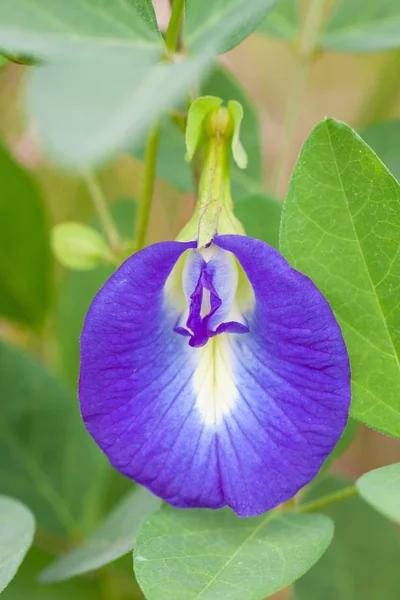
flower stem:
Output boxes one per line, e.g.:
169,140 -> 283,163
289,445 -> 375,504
272,0 -> 327,197
297,485 -> 358,513
83,172 -> 120,254
133,0 -> 184,251
134,123 -> 161,251
164,0 -> 185,53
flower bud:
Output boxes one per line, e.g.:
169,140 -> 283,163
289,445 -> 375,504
51,222 -> 112,270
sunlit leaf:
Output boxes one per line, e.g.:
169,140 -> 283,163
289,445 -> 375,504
0,142 -> 51,326
134,507 -> 333,600
295,477 -> 400,600
280,118 -> 400,438
0,496 -> 35,593
356,463 -> 400,525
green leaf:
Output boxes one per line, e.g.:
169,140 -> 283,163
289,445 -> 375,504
257,0 -> 299,39
57,200 -> 135,388
0,340 -> 109,535
360,120 -> 400,183
235,194 -> 281,249
1,0 -> 277,168
134,507 -> 333,600
322,0 -> 400,52
2,548 -> 100,600
185,0 -> 279,53
40,487 -> 162,582
295,477 -> 400,600
356,463 -> 400,525
129,0 -> 160,35
132,66 -> 262,200
28,49 -> 208,168
0,0 -> 162,58
0,142 -> 51,326
280,118 -> 400,438
0,496 -> 35,593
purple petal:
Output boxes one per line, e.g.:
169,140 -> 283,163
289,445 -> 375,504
79,235 -> 351,518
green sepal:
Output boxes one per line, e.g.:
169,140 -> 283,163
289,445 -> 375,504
228,100 -> 248,169
185,96 -> 222,162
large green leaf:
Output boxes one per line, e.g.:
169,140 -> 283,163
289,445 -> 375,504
134,507 -> 333,600
132,66 -> 262,200
280,118 -> 400,438
40,487 -> 162,582
28,49 -> 208,168
295,477 -> 400,600
322,0 -> 400,52
0,340 -> 109,535
235,194 -> 281,248
0,143 -> 51,326
185,0 -> 279,53
356,463 -> 400,525
0,0 -> 162,58
360,121 -> 400,183
0,496 -> 35,593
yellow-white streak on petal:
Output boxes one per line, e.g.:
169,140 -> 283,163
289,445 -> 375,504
193,336 -> 238,427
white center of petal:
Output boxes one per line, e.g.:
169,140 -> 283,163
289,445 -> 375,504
193,336 -> 238,427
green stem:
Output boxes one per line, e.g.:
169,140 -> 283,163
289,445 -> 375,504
164,0 -> 185,53
297,485 -> 358,514
272,0 -> 327,197
134,123 -> 161,251
83,172 -> 120,254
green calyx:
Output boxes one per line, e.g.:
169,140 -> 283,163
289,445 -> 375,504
177,96 -> 248,248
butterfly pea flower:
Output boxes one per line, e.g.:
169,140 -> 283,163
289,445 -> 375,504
79,100 -> 351,517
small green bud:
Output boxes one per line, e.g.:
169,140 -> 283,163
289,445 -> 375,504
51,222 -> 113,270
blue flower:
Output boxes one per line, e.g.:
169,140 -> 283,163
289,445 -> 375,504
79,235 -> 351,517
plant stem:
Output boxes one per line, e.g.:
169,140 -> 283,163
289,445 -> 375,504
134,123 -> 161,250
272,0 -> 327,197
164,0 -> 185,53
83,172 -> 120,254
133,0 -> 184,250
297,485 -> 358,513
